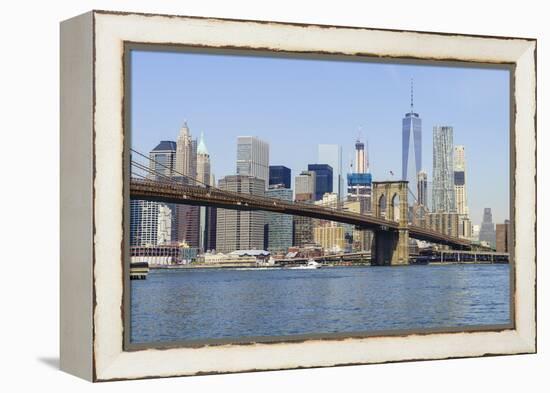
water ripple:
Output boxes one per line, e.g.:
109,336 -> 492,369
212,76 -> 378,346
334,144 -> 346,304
131,264 -> 510,343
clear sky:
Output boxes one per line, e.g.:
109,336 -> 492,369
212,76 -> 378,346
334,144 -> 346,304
130,49 -> 510,226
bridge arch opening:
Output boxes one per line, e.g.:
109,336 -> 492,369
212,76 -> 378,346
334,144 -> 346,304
378,194 -> 387,219
390,192 -> 400,223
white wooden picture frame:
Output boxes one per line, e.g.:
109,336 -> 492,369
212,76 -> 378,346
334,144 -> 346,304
60,10 -> 536,381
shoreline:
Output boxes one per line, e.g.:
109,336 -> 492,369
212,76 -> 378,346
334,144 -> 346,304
148,261 -> 508,270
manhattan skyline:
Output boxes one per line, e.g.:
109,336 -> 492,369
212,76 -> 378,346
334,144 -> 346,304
130,50 -> 510,225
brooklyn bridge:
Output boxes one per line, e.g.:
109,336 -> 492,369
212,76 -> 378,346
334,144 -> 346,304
130,149 -> 472,265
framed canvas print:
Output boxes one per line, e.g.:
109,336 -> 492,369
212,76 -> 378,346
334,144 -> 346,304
60,10 -> 536,381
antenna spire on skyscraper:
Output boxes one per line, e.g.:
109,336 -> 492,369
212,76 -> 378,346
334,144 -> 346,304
410,78 -> 414,113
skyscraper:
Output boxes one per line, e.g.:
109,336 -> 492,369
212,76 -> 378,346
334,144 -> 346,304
236,136 -> 269,188
432,126 -> 456,212
479,208 -> 496,249
269,165 -> 291,189
174,197 -> 200,248
294,171 -> 316,246
417,170 -> 428,207
453,145 -> 472,239
175,122 -> 196,181
318,144 -> 344,199
307,164 -> 333,201
174,122 -> 200,248
454,145 -> 468,216
295,170 -> 316,201
196,132 -> 211,185
347,173 -> 372,211
195,132 -> 217,251
130,200 -> 173,246
146,141 -> 177,243
355,139 -> 366,174
157,204 -> 173,244
216,175 -> 266,252
148,141 -> 176,179
413,170 -> 429,226
347,137 -> 372,213
265,185 -> 293,253
402,81 -> 422,202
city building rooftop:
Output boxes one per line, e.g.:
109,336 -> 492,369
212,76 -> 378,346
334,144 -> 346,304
151,140 -> 176,151
197,132 -> 209,155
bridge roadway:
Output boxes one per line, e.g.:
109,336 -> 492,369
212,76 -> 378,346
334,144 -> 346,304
130,178 -> 471,249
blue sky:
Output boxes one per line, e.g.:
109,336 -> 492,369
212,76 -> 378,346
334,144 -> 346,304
131,50 -> 510,226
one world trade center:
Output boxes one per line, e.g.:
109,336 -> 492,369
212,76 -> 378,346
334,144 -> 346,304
402,80 -> 422,206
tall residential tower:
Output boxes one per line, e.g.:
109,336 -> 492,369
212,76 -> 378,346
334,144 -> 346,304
454,145 -> 468,216
432,125 -> 456,213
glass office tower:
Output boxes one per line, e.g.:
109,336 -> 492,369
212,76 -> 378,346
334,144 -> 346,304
402,82 -> 422,203
269,165 -> 291,189
318,144 -> 343,200
307,164 -> 333,201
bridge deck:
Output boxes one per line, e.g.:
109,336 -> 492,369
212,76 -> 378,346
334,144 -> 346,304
130,178 -> 471,249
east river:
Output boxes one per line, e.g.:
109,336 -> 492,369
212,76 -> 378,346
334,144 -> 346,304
130,264 -> 510,344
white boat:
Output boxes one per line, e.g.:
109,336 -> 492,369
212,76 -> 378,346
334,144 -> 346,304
285,259 -> 321,270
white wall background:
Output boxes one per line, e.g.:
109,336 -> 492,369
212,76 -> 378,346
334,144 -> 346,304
0,0 -> 546,391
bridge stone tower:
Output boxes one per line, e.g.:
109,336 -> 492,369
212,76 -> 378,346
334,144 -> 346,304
371,181 -> 409,265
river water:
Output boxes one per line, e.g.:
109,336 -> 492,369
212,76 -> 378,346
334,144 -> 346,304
130,264 -> 510,344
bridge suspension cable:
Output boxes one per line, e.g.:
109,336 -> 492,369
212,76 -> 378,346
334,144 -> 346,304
406,185 -> 432,222
130,148 -> 281,205
131,148 -> 370,222
130,148 -> 204,186
129,149 -> 469,248
131,160 -> 176,184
